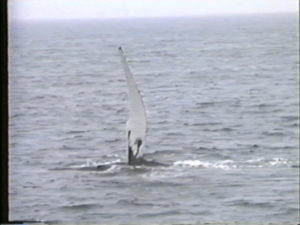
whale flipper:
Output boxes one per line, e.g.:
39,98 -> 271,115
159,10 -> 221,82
119,47 -> 147,164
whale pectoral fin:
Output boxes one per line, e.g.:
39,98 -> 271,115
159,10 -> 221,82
120,48 -> 147,164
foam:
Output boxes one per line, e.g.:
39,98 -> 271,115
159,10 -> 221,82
173,160 -> 236,169
173,158 -> 292,169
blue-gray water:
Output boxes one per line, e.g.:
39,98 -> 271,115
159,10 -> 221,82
9,14 -> 299,224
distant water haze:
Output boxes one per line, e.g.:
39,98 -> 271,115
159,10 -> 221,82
9,13 -> 299,223
8,0 -> 298,20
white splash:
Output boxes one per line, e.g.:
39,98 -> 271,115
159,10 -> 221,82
173,158 -> 292,169
268,158 -> 289,166
173,160 -> 237,170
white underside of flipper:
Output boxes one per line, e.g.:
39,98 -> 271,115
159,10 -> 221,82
119,47 -> 147,162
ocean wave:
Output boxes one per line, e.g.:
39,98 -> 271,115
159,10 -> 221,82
61,203 -> 101,210
226,199 -> 274,208
137,210 -> 182,218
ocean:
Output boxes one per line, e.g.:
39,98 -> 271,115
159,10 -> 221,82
9,13 -> 299,224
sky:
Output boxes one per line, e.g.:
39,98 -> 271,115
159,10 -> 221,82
9,0 -> 298,21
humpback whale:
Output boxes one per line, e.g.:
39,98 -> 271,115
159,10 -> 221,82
60,47 -> 167,171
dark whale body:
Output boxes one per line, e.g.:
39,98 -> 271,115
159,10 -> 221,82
94,158 -> 168,171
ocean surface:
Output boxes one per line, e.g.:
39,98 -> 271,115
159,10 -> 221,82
9,14 -> 299,224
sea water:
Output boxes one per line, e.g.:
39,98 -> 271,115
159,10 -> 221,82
9,13 -> 299,224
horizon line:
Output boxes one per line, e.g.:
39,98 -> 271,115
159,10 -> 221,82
9,11 -> 298,22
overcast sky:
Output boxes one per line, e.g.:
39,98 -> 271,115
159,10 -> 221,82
9,0 -> 298,21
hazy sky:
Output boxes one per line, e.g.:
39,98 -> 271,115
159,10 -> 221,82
9,0 -> 298,20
